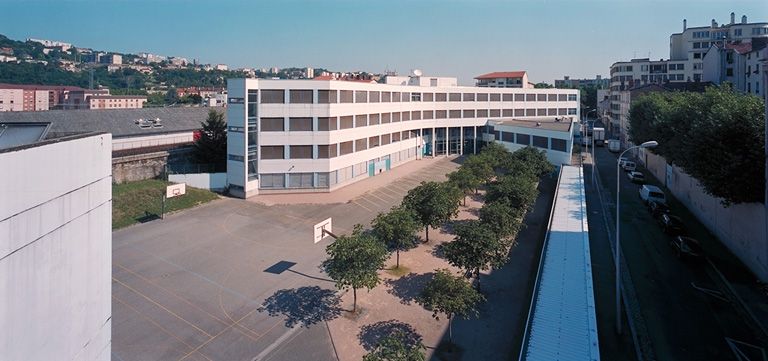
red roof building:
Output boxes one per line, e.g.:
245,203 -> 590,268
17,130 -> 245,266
474,71 -> 531,88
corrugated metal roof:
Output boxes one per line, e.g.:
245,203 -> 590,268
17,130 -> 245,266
0,107 -> 215,138
520,165 -> 600,361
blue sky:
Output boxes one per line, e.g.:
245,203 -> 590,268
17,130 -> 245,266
1,0 -> 766,85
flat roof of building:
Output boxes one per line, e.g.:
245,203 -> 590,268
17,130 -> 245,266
494,118 -> 573,132
520,165 -> 600,361
0,107 -> 213,139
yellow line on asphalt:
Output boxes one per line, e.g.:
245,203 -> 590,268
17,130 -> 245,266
113,277 -> 213,339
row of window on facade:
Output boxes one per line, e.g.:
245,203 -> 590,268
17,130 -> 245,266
258,148 -> 419,189
492,129 -> 568,152
692,28 -> 767,38
255,129 -> 568,162
255,108 -> 579,132
249,89 -> 578,104
258,129 -> 424,160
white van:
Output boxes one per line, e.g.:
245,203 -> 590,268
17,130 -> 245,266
639,185 -> 667,205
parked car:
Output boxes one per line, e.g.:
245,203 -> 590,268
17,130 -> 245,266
669,236 -> 703,259
648,200 -> 670,219
619,157 -> 629,167
659,213 -> 686,236
622,161 -> 636,172
628,171 -> 645,183
639,185 -> 667,205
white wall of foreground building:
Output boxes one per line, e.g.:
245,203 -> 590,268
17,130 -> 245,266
227,78 -> 580,198
0,133 -> 112,360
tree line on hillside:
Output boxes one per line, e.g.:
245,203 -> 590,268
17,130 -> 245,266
628,84 -> 765,205
320,143 -> 554,359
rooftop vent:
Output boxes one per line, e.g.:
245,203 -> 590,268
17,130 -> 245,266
135,117 -> 163,129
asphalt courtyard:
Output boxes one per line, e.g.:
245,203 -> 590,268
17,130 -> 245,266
111,157 -> 460,361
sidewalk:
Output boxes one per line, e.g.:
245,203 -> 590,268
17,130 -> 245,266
248,156 -> 460,206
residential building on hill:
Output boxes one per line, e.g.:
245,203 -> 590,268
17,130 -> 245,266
474,71 -> 532,88
226,73 -> 579,198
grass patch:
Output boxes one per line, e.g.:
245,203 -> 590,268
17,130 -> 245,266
386,266 -> 411,277
112,179 -> 219,229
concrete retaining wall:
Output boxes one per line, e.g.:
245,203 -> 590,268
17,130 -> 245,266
112,151 -> 168,183
639,149 -> 768,282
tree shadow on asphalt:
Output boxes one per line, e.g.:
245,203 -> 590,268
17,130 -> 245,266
440,219 -> 472,235
258,286 -> 341,328
385,272 -> 435,305
358,320 -> 424,351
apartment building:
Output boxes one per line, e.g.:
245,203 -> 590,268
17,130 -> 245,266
703,38 -> 766,96
0,85 -> 57,112
555,75 -> 609,89
475,71 -> 532,88
226,75 -> 579,198
87,95 -> 147,109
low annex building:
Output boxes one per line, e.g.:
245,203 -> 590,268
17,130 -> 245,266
226,73 -> 579,198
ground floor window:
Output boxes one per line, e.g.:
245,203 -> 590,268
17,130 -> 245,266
260,174 -> 285,188
288,173 -> 313,188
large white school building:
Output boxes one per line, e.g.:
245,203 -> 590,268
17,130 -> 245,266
226,75 -> 579,198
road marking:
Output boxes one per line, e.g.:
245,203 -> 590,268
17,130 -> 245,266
113,277 -> 214,338
352,200 -> 374,212
250,325 -> 302,361
112,295 -> 209,360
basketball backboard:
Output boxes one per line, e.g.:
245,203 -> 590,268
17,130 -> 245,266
313,218 -> 332,244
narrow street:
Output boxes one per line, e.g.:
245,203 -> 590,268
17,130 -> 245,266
584,136 -> 764,360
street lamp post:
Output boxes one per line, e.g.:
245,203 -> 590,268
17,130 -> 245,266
586,109 -> 598,184
615,140 -> 658,334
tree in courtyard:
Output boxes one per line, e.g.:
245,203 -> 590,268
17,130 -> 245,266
402,182 -> 461,242
478,201 -> 522,245
442,220 -> 507,290
448,168 -> 480,206
362,330 -> 426,361
164,87 -> 179,104
193,110 -> 227,170
509,146 -> 555,178
485,174 -> 539,212
417,269 -> 484,344
461,155 -> 495,188
371,206 -> 420,269
322,225 -> 388,312
478,142 -> 513,172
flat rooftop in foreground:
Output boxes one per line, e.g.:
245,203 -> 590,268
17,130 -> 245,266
520,165 -> 600,361
494,117 -> 574,132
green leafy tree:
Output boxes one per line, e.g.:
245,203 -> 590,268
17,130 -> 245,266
165,87 -> 179,104
533,82 -> 554,89
478,201 -> 522,243
442,220 -> 506,290
485,175 -> 539,212
193,110 -> 227,170
461,155 -> 495,187
629,85 -> 765,205
322,225 -> 388,312
509,146 -> 555,178
448,168 -> 480,206
362,330 -> 426,361
478,142 -> 513,172
417,269 -> 484,344
402,182 -> 461,242
371,206 -> 420,268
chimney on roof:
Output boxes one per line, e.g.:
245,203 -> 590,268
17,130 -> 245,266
730,12 -> 735,25
683,19 -> 687,31
711,19 -> 718,28
742,15 -> 747,24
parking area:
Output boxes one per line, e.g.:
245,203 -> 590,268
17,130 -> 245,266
586,144 -> 765,360
111,157 -> 460,361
